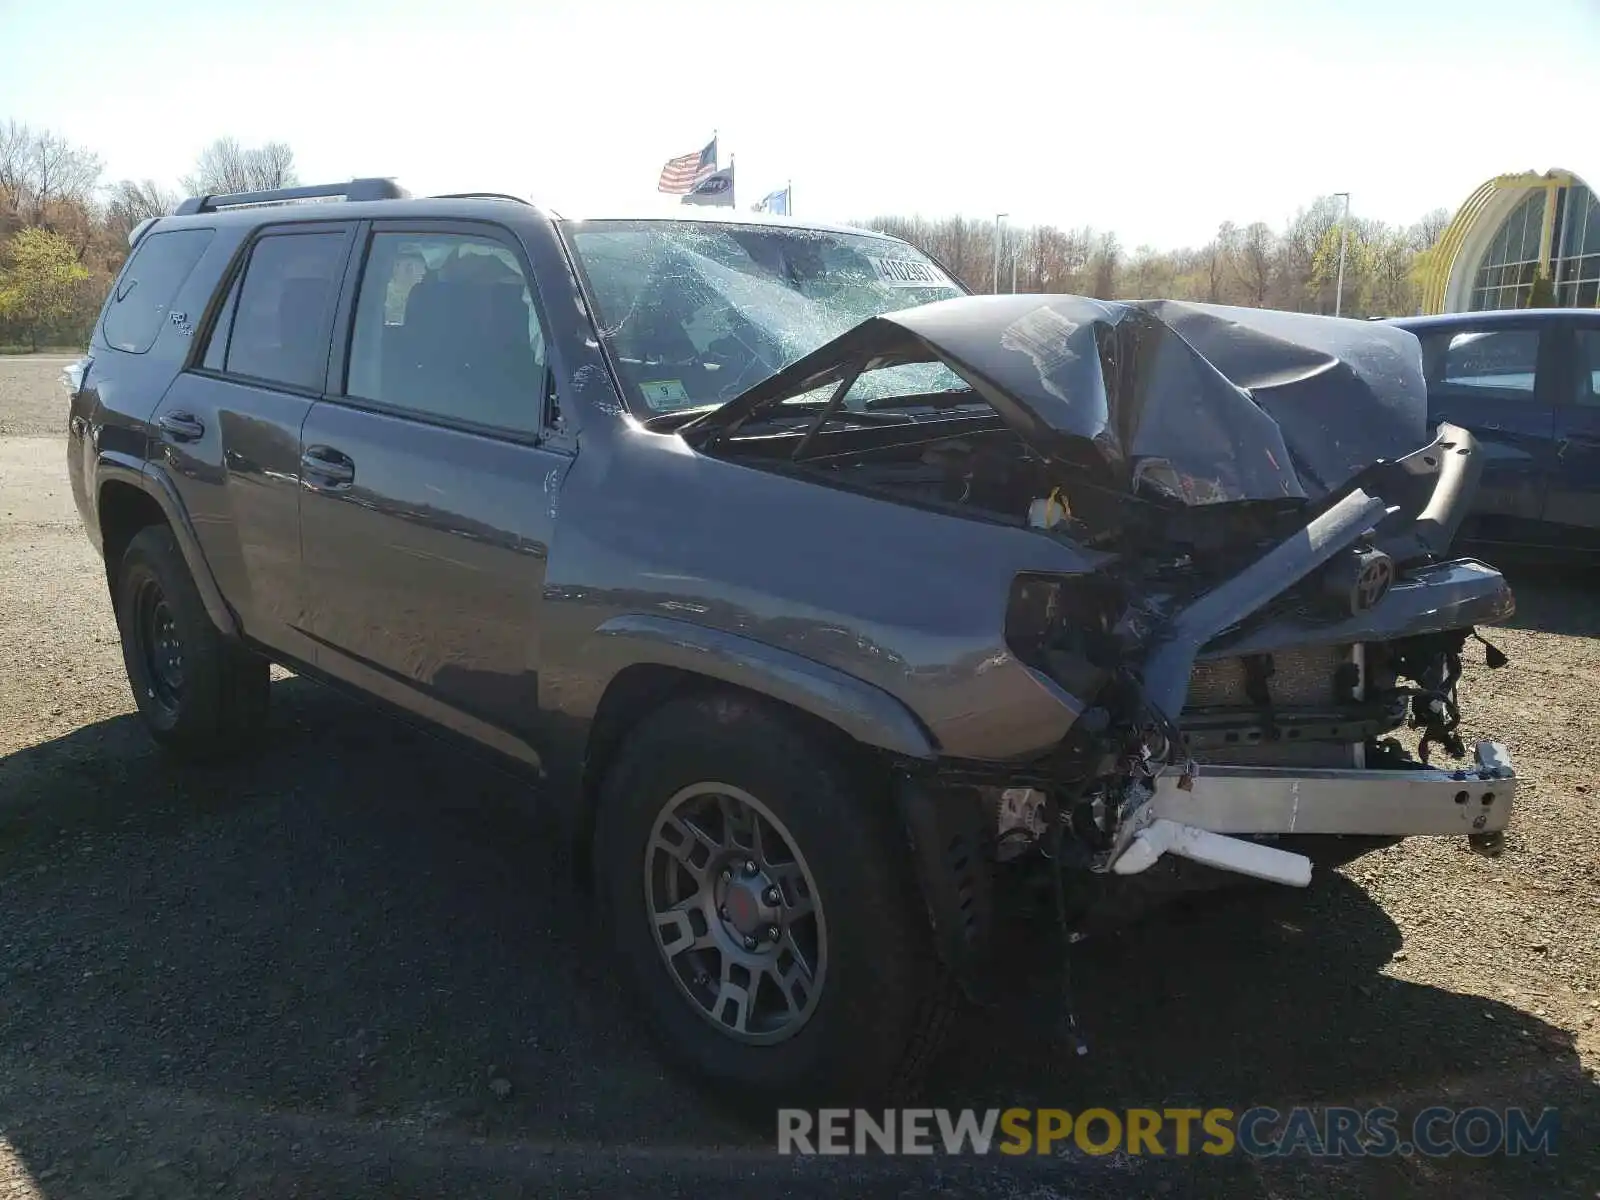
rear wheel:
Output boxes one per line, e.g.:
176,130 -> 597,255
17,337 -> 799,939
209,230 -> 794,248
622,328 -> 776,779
594,692 -> 957,1101
114,525 -> 269,758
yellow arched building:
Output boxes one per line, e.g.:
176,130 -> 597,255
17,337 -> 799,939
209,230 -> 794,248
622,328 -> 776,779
1421,167 -> 1599,313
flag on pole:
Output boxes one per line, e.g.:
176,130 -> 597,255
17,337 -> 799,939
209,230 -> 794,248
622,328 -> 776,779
657,137 -> 718,194
753,185 -> 790,216
682,163 -> 735,207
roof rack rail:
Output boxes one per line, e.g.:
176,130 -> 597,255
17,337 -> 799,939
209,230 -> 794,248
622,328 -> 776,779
174,177 -> 409,216
430,192 -> 533,205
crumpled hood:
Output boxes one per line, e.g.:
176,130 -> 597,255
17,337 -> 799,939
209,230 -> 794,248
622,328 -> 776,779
695,294 -> 1430,505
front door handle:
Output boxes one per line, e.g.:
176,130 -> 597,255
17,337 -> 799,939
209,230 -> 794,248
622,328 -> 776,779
301,445 -> 355,488
157,411 -> 205,442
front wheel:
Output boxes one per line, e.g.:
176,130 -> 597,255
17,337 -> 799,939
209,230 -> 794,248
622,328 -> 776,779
594,692 -> 958,1102
114,525 -> 269,758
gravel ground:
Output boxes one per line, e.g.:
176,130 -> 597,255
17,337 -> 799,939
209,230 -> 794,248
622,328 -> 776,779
0,356 -> 78,438
1,354 -> 1596,1198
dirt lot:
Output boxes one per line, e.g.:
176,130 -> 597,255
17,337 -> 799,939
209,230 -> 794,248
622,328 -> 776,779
1,354 -> 1596,1198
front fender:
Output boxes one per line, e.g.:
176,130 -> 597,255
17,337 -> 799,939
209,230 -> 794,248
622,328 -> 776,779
591,613 -> 938,760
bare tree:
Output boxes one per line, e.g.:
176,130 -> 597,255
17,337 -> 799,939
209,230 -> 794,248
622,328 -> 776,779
1204,221 -> 1237,302
105,179 -> 178,239
1409,207 -> 1451,252
0,123 -> 102,226
182,137 -> 300,197
0,120 -> 29,213
1279,196 -> 1346,308
1234,221 -> 1275,306
184,136 -> 251,195
1088,232 -> 1120,299
1128,245 -> 1168,298
29,130 -> 103,224
250,141 -> 298,190
1367,226 -> 1420,316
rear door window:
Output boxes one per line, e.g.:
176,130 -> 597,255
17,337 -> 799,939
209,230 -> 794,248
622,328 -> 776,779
1576,328 -> 1600,406
101,228 -> 215,353
1421,327 -> 1541,402
222,231 -> 349,392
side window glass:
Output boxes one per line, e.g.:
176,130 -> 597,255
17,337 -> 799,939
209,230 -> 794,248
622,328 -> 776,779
347,230 -> 548,434
102,228 -> 215,353
200,271 -> 242,372
1577,330 -> 1600,407
224,232 -> 348,391
1427,329 -> 1540,401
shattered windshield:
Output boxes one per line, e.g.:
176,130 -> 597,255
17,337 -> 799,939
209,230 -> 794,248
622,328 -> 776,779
566,220 -> 970,416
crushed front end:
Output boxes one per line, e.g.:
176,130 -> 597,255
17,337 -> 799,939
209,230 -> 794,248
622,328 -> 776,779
689,292 -> 1519,1007
978,420 -> 1517,895
894,422 -> 1517,1037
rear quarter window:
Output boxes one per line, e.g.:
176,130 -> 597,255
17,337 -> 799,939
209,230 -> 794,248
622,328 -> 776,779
101,228 -> 216,354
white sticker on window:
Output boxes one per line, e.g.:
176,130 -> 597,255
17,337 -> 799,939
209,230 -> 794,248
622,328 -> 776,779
866,256 -> 951,288
640,379 -> 692,408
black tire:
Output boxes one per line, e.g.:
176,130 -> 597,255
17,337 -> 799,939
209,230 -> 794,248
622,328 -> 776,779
113,524 -> 269,758
593,690 -> 958,1103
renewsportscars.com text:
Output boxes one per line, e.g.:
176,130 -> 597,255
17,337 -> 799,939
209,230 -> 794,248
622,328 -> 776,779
776,1106 -> 1559,1158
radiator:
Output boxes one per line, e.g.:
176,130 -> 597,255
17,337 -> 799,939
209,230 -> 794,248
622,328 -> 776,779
1185,643 -> 1361,768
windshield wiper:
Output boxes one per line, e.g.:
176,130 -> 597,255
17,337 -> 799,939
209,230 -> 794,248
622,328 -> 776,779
859,388 -> 979,410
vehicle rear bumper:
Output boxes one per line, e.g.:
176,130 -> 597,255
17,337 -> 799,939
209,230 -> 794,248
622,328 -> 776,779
1109,740 -> 1515,886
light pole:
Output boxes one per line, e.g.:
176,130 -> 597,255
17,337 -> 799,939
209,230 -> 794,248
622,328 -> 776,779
1333,192 -> 1351,317
993,213 -> 1008,294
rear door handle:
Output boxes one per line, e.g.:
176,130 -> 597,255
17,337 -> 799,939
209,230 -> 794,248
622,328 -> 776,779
157,412 -> 205,442
301,445 -> 355,488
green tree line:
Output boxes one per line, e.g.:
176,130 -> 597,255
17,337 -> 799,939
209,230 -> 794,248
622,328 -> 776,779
858,199 -> 1454,316
0,122 -> 296,351
2,117 -> 1459,351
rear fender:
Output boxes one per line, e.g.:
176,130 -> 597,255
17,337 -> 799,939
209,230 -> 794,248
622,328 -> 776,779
97,454 -> 239,639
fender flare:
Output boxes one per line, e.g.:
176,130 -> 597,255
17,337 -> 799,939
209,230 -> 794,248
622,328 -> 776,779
96,454 -> 240,639
591,613 -> 938,760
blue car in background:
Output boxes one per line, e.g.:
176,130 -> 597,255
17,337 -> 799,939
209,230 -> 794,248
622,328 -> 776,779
1388,309 -> 1600,559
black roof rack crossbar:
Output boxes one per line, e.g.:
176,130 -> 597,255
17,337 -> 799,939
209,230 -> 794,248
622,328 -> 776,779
429,192 -> 533,205
175,177 -> 409,215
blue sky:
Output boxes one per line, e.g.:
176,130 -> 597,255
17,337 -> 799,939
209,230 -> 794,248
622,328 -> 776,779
1,0 -> 1596,247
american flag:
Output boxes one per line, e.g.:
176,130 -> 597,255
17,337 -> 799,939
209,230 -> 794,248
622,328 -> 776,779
657,138 -> 717,194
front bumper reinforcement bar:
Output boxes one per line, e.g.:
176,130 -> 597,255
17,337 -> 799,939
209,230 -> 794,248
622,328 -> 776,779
1109,740 -> 1515,886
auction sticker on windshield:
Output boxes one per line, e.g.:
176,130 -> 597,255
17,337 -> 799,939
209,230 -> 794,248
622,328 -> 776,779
867,255 -> 952,288
640,379 -> 693,409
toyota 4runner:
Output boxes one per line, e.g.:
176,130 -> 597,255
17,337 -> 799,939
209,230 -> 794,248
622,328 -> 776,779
66,178 -> 1518,1100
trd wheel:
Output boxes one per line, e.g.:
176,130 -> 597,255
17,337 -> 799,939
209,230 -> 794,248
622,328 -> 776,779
594,692 -> 959,1101
644,783 -> 826,1045
114,525 -> 269,758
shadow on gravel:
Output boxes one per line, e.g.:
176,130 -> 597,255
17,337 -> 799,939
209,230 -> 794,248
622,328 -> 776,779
0,678 -> 1593,1198
1497,567 -> 1600,639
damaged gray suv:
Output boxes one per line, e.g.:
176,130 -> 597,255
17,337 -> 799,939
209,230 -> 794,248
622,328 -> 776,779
67,179 -> 1517,1100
